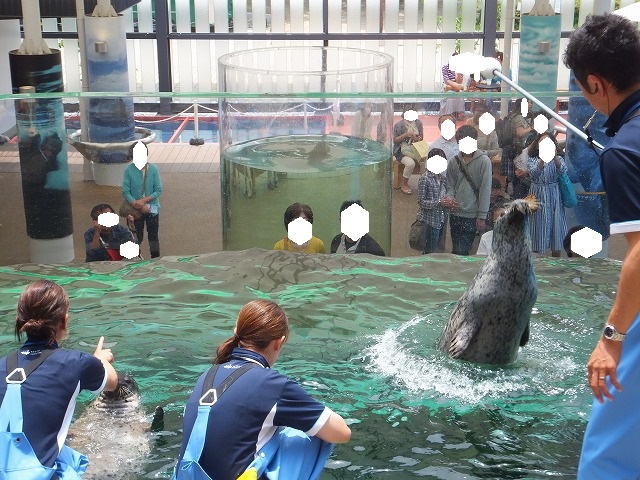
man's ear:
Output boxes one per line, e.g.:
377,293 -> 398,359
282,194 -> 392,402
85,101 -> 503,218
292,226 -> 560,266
585,74 -> 602,95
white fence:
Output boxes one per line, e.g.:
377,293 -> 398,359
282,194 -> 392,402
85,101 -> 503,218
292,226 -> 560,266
39,0 -> 640,96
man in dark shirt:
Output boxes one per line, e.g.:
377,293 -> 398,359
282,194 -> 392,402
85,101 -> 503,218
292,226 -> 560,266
564,13 -> 640,478
84,204 -> 135,262
330,200 -> 385,256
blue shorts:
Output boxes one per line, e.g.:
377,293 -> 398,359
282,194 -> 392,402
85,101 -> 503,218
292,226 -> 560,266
578,311 -> 640,479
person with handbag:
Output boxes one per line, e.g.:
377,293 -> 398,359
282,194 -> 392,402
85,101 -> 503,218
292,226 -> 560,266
526,132 -> 568,257
122,142 -> 163,258
84,203 -> 137,262
173,300 -> 351,480
445,125 -> 492,256
393,110 -> 425,195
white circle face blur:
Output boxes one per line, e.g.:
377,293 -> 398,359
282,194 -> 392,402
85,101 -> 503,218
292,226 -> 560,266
458,137 -> 477,155
120,241 -> 140,259
571,227 -> 603,258
98,212 -> 119,228
539,137 -> 556,163
449,52 -> 485,78
341,204 -> 369,241
479,112 -> 496,135
441,119 -> 456,140
287,217 -> 313,245
533,114 -> 549,134
426,155 -> 447,174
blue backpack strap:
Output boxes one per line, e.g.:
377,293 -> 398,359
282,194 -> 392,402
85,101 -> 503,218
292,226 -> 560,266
1,349 -> 59,432
177,363 -> 259,474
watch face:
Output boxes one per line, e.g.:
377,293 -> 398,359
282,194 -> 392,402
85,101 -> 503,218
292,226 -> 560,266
604,326 -> 614,338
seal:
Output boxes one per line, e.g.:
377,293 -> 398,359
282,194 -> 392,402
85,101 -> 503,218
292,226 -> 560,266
438,196 -> 539,365
68,373 -> 164,480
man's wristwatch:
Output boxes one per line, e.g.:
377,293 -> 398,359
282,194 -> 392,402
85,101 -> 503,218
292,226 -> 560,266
603,324 -> 627,342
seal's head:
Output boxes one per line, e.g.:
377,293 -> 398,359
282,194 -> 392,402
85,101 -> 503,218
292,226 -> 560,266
493,195 -> 538,236
99,373 -> 139,404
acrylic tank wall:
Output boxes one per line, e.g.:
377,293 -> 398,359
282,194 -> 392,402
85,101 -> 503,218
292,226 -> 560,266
218,47 -> 394,253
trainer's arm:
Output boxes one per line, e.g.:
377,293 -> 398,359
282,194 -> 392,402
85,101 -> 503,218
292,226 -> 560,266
315,411 -> 352,444
588,231 -> 640,402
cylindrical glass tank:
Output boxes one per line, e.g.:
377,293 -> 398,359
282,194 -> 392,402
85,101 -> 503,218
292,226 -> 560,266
219,47 -> 394,253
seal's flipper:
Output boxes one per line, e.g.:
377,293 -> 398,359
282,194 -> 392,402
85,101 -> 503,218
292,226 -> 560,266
448,321 -> 479,359
519,321 -> 530,347
150,406 -> 164,432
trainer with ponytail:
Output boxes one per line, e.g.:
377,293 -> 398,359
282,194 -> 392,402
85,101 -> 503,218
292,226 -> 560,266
0,279 -> 118,479
174,299 -> 351,480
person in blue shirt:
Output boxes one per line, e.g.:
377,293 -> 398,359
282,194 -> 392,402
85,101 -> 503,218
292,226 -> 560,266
0,280 -> 118,478
175,299 -> 351,480
564,13 -> 640,478
84,203 -> 136,262
122,142 -> 163,258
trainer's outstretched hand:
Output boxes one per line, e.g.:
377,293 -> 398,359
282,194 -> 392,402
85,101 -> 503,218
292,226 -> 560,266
94,336 -> 115,364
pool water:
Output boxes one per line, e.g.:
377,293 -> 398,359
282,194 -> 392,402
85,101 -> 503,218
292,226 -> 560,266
0,251 -> 619,479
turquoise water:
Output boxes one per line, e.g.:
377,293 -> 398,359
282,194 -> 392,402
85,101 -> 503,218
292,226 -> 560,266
0,251 -> 620,479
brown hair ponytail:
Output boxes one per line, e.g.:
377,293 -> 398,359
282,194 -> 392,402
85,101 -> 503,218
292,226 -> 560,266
214,300 -> 289,364
15,280 -> 70,345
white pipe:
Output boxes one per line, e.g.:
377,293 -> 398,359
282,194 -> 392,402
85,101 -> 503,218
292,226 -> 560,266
593,0 -> 610,15
500,0 -> 515,116
76,0 -> 94,181
18,0 -> 51,55
494,70 -> 605,150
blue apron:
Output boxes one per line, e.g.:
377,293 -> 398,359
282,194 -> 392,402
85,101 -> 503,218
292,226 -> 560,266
173,364 -> 333,480
0,349 -> 89,480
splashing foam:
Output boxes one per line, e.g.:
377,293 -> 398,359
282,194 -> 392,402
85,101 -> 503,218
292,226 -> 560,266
363,316 -> 578,406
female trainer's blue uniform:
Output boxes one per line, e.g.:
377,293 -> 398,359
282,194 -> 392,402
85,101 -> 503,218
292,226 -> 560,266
0,340 -> 107,469
176,348 -> 331,480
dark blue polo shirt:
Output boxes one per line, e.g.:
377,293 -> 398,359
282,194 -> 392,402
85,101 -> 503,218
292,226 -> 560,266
0,341 -> 106,468
177,348 -> 330,480
84,224 -> 134,262
601,90 -> 640,235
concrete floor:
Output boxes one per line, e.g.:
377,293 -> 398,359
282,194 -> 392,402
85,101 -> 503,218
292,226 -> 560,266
0,162 -> 626,267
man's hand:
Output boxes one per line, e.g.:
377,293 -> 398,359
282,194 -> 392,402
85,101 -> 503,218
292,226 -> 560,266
141,204 -> 151,214
132,199 -> 145,209
476,218 -> 486,232
92,220 -> 103,234
587,337 -> 623,404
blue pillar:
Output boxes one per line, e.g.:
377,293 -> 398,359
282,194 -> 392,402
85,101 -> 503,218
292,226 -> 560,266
84,14 -> 135,186
9,49 -> 74,263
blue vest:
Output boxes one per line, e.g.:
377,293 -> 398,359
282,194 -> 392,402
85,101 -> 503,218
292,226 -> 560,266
0,349 -> 88,480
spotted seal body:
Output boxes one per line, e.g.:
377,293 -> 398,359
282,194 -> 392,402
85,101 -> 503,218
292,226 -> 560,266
68,373 -> 163,479
438,196 -> 539,365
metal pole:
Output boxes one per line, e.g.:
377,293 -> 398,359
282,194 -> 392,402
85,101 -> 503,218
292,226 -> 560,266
189,101 -> 204,145
500,0 -> 515,116
75,0 -> 93,181
494,70 -> 604,150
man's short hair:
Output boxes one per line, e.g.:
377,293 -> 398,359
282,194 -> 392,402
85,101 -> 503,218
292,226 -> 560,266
455,124 -> 478,142
438,114 -> 455,127
339,200 -> 363,213
564,14 -> 640,93
563,225 -> 586,258
284,203 -> 314,229
90,204 -> 114,220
